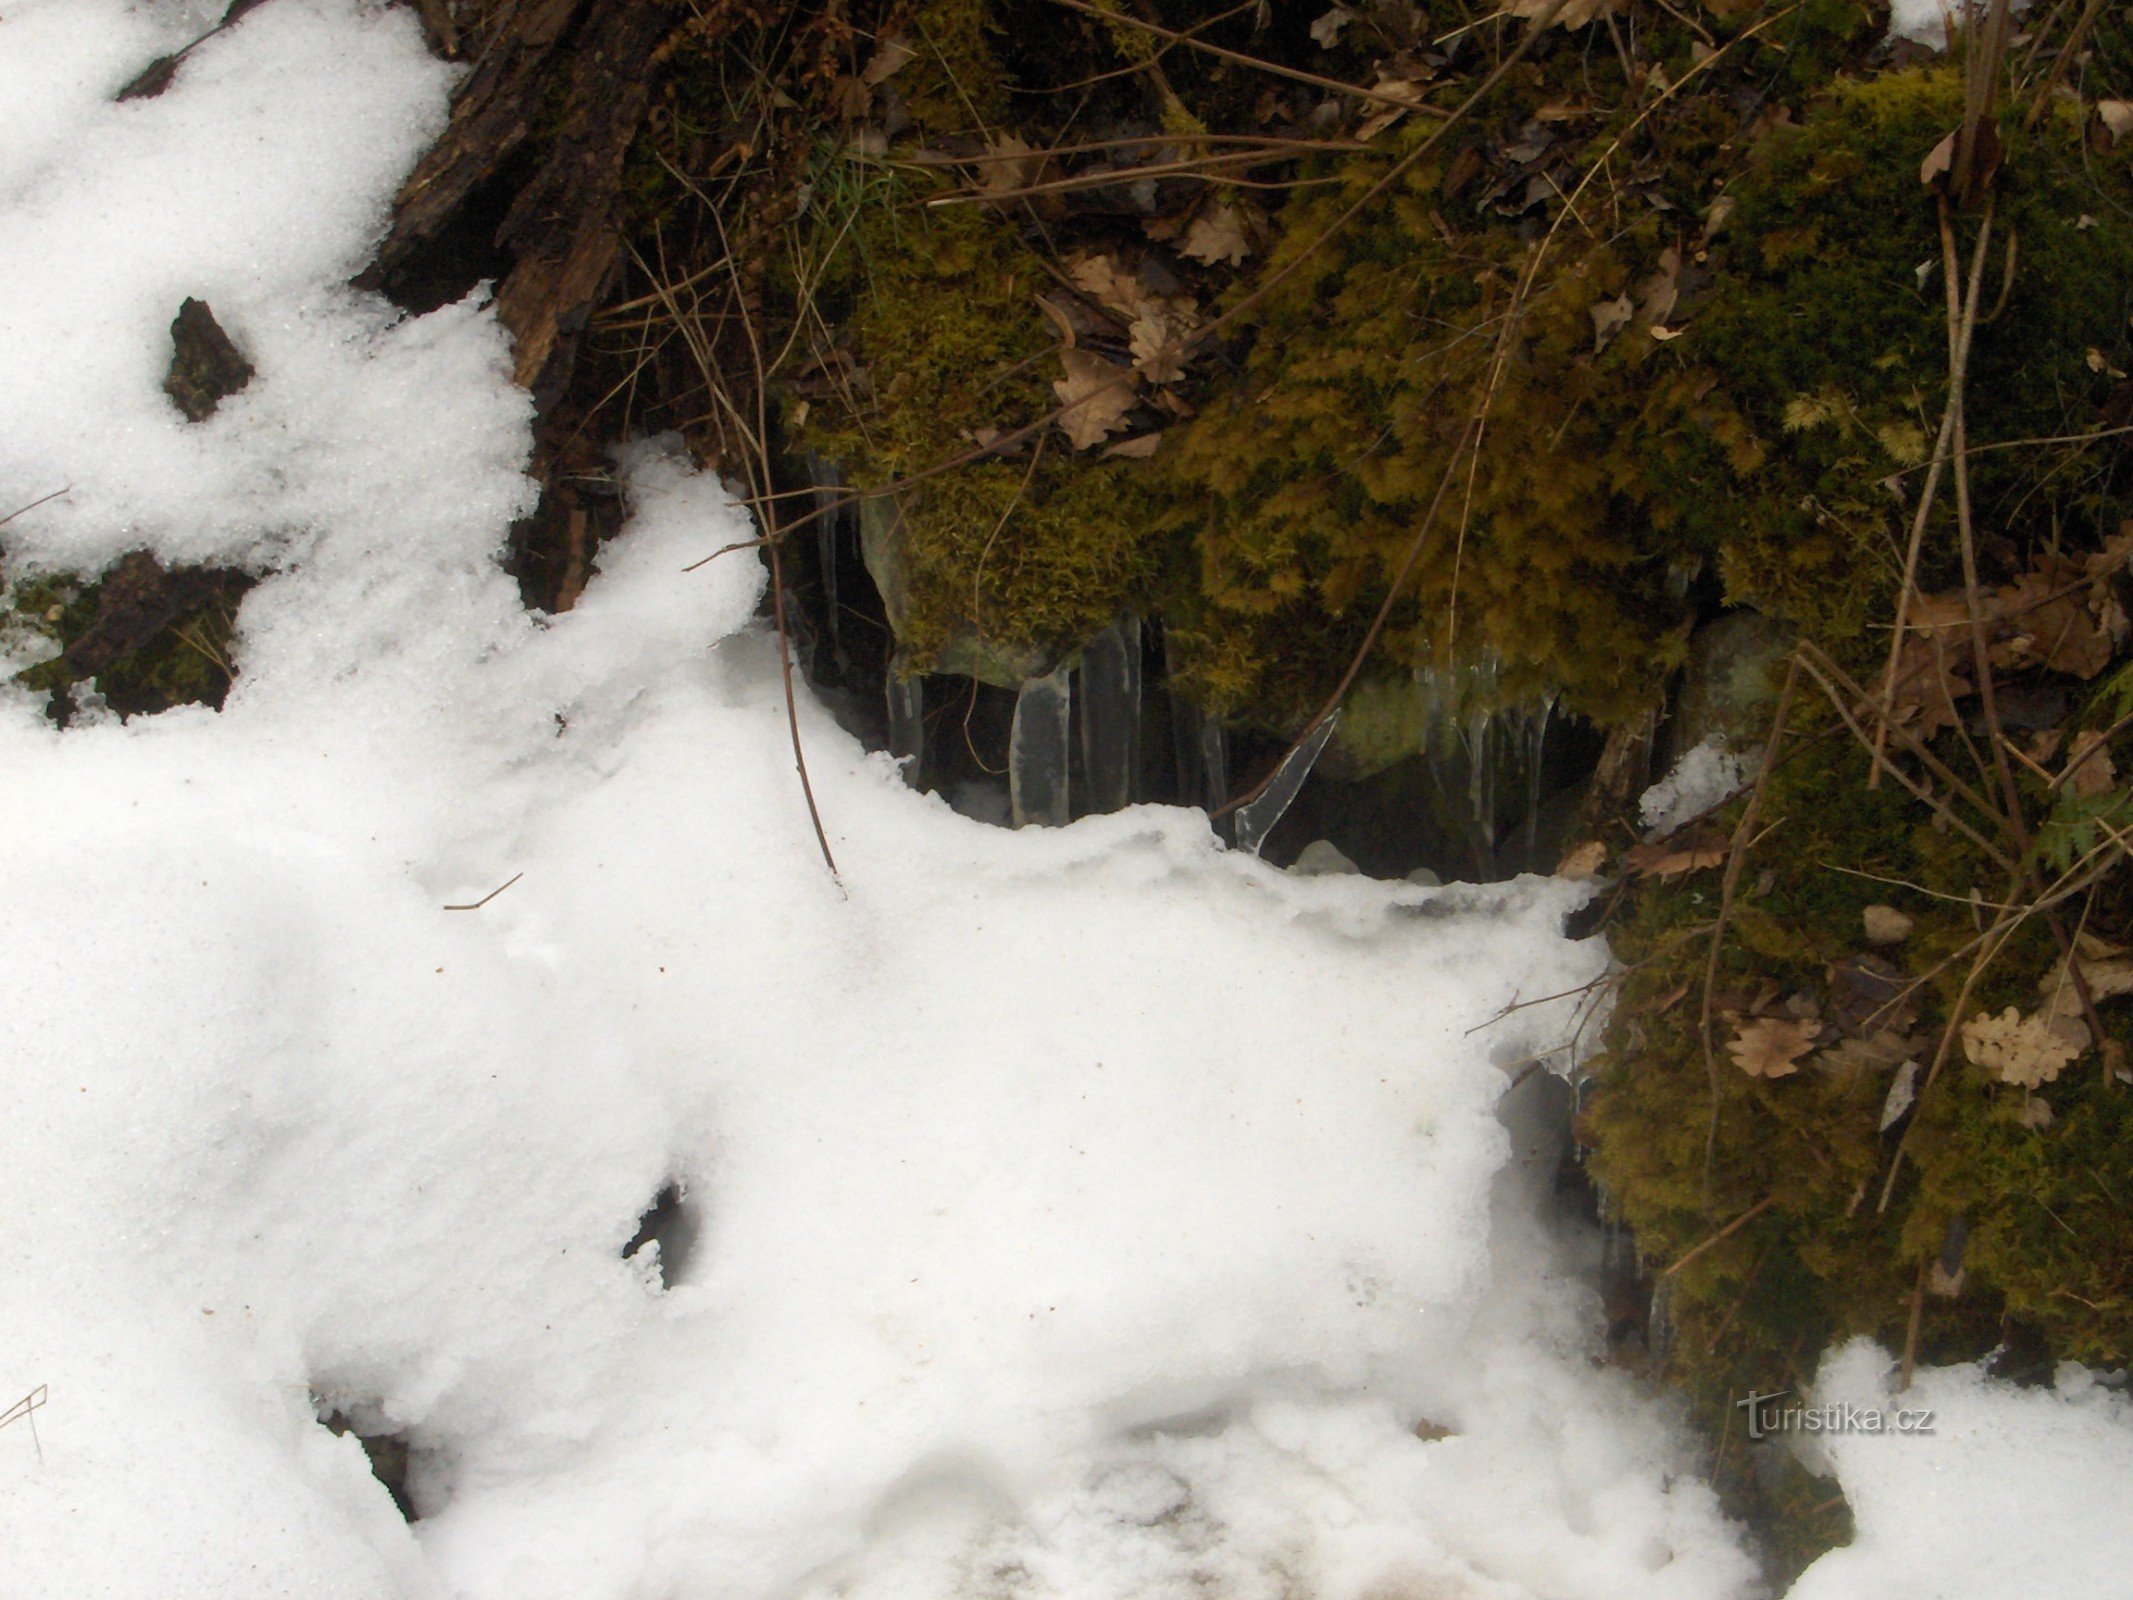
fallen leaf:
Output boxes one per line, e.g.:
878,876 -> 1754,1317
1880,1059 -> 1920,1130
1556,839 -> 1608,878
1623,839 -> 1725,877
1819,1027 -> 1919,1079
1728,1016 -> 1819,1080
1504,0 -> 1624,27
1650,325 -> 1686,342
1920,128 -> 1956,188
976,135 -> 1040,200
1591,291 -> 1633,352
1180,200 -> 1252,266
2099,100 -> 2133,141
1101,431 -> 1163,459
1129,307 -> 1193,384
1961,1006 -> 2086,1088
1052,349 -> 1137,450
1863,904 -> 1914,945
1831,953 -> 1917,1036
861,36 -> 917,84
1066,252 -> 1143,319
1636,246 -> 1681,328
1033,293 -> 1079,348
2017,1094 -> 2054,1129
2066,729 -> 2118,799
1309,4 -> 1355,46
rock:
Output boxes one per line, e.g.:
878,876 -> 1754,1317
1293,839 -> 1359,876
163,298 -> 254,422
1405,865 -> 1443,886
1863,904 -> 1914,945
1667,609 -> 1795,761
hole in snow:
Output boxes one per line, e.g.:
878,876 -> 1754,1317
315,1400 -> 417,1521
624,1179 -> 700,1287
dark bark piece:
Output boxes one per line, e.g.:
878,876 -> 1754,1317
52,553 -> 247,681
365,0 -> 594,280
164,298 -> 255,422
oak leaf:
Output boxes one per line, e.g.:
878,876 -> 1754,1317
1052,349 -> 1136,450
1728,1016 -> 1819,1080
1960,1006 -> 2085,1089
1180,200 -> 1252,266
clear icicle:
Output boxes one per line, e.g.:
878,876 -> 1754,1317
1009,664 -> 1073,827
1198,716 -> 1229,816
885,652 -> 924,787
1077,615 -> 1141,815
804,453 -> 847,669
1235,710 -> 1341,856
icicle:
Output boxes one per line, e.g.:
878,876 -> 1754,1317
885,651 -> 924,787
1647,1276 -> 1675,1364
1077,615 -> 1141,815
804,453 -> 846,669
1235,710 -> 1341,856
1520,694 -> 1556,864
1198,716 -> 1229,815
1009,664 -> 1072,827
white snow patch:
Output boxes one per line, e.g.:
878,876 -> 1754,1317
0,6 -> 2114,1600
1789,1340 -> 2133,1600
1639,736 -> 1750,837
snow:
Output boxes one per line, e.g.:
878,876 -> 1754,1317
1788,1340 -> 2133,1599
0,5 -> 2119,1599
1639,736 -> 1750,838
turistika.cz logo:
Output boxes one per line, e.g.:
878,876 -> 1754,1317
1734,1389 -> 1936,1441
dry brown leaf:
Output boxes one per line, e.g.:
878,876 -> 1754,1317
1920,129 -> 1956,188
861,36 -> 917,85
1728,1016 -> 1819,1080
1309,4 -> 1355,46
1033,293 -> 1079,349
1817,1027 -> 1920,1078
1504,0 -> 1624,27
1129,310 -> 1189,384
2066,729 -> 2118,799
1636,246 -> 1682,329
1960,1006 -> 2086,1088
1101,431 -> 1163,460
1180,200 -> 1252,266
1065,252 -> 1143,319
1052,348 -> 1137,450
1556,839 -> 1608,878
1591,291 -> 1633,353
2017,1095 -> 2055,1129
1624,839 -> 1725,877
1862,904 -> 1914,945
977,135 -> 1040,199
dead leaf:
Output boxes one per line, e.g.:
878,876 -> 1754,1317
2017,1095 -> 2054,1129
862,36 -> 916,85
1830,953 -> 1917,1037
1818,1027 -> 1919,1078
1880,1059 -> 1920,1130
1101,431 -> 1163,459
1728,1016 -> 1819,1080
1863,904 -> 1915,946
1309,4 -> 1355,46
1636,246 -> 1681,329
1504,0 -> 1624,27
1556,839 -> 1608,878
1960,1006 -> 2086,1088
1065,252 -> 1143,319
1591,291 -> 1633,353
1033,293 -> 1079,349
2099,100 -> 2133,141
1128,315 -> 1186,385
1920,128 -> 1956,189
2067,729 -> 2117,799
1052,349 -> 1137,450
1623,839 -> 1725,877
1180,200 -> 1252,266
976,135 -> 1040,200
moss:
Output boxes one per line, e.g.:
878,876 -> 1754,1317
1586,695 -> 2133,1570
798,180 -> 1162,676
6,556 -> 245,719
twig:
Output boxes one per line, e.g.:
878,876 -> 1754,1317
1700,658 -> 1801,1210
443,871 -> 524,911
1663,1193 -> 1779,1278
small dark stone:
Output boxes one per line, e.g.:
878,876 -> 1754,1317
163,298 -> 254,422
